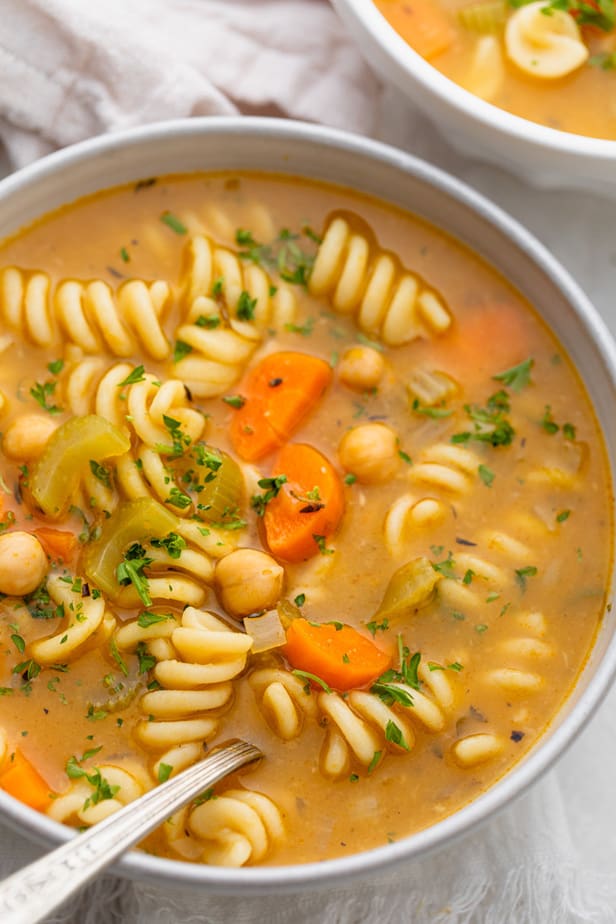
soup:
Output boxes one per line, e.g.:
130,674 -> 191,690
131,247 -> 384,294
373,0 -> 616,140
0,172 -> 610,867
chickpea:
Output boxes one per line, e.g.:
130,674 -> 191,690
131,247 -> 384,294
338,346 -> 385,391
215,548 -> 285,618
3,414 -> 57,461
338,422 -> 400,485
0,531 -> 48,596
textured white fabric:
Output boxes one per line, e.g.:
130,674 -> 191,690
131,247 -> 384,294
0,2 -> 615,922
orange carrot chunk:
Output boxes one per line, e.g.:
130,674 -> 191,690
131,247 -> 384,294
263,443 -> 344,563
375,0 -> 455,60
0,749 -> 53,811
285,619 -> 392,692
229,352 -> 332,462
34,527 -> 79,564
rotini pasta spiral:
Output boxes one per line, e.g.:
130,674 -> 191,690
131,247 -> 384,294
249,667 -> 318,740
47,761 -> 149,826
318,657 -> 457,778
165,788 -> 284,867
408,443 -> 481,496
118,607 -> 253,775
181,234 -> 297,329
0,267 -> 172,358
172,233 -> 298,397
30,575 -> 112,664
309,216 -> 451,346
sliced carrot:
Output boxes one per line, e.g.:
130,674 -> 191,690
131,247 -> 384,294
229,352 -> 332,462
34,527 -> 79,564
285,619 -> 392,692
375,0 -> 455,60
0,749 -> 52,811
263,443 -> 344,563
419,302 -> 533,389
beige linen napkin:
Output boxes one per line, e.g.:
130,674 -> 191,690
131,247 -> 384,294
0,3 -> 616,922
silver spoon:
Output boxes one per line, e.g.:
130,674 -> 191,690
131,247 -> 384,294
0,739 -> 262,924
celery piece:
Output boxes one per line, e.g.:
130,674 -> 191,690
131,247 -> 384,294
374,557 -> 441,622
31,415 -> 130,517
83,498 -> 178,601
192,447 -> 244,524
458,0 -> 507,33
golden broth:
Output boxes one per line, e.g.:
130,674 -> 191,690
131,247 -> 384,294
0,172 -> 611,866
373,0 -> 616,140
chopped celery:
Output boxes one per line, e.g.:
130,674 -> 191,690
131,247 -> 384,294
83,498 -> 178,602
31,415 -> 130,517
190,445 -> 243,523
458,0 -> 507,32
374,557 -> 441,622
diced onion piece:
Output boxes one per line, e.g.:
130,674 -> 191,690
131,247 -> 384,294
244,609 -> 287,653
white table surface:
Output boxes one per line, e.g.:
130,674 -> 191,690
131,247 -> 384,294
0,90 -> 615,923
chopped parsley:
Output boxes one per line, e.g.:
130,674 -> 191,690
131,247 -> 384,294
116,543 -> 152,606
385,720 -> 410,750
291,669 -> 332,694
367,751 -> 382,774
492,358 -> 533,392
47,358 -> 65,375
173,340 -> 193,363
89,460 -> 112,489
150,532 -> 186,559
452,391 -> 514,447
556,509 -> 571,523
478,464 -> 495,487
30,381 -> 63,415
250,475 -> 288,517
294,593 -> 306,607
66,755 -> 119,809
432,552 -> 456,579
137,611 -> 174,628
157,762 -> 173,783
515,565 -> 538,592
411,399 -> 453,419
117,365 -> 146,387
195,313 -> 221,329
366,618 -> 389,637
160,212 -> 187,235
222,394 -> 246,409
236,290 -> 257,321
313,534 -> 334,555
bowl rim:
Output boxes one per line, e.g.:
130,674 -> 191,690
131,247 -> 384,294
332,0 -> 616,160
0,116 -> 615,893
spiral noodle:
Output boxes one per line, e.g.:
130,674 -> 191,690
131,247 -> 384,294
384,493 -> 450,556
249,668 -> 318,740
63,361 -> 207,447
30,575 -> 115,665
0,268 -> 172,358
47,761 -> 149,825
484,610 -> 552,696
165,788 -> 284,866
116,607 -> 253,776
408,443 -> 481,496
173,234 -> 297,397
318,658 -> 456,778
309,216 -> 451,346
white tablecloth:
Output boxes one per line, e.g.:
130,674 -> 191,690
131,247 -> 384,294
0,3 -> 615,922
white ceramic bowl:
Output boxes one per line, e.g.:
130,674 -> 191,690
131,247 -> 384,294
332,0 -> 616,196
0,118 -> 615,894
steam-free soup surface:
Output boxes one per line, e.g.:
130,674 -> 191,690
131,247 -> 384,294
374,0 -> 616,140
0,172 -> 610,867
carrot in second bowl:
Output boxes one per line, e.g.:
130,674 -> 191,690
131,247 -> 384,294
263,443 -> 344,562
285,618 -> 392,692
229,352 -> 332,462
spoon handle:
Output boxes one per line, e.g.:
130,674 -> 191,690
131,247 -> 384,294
0,739 -> 261,924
